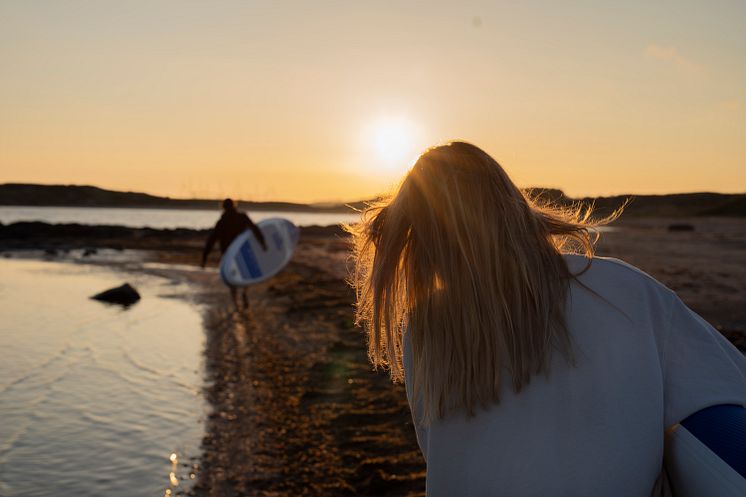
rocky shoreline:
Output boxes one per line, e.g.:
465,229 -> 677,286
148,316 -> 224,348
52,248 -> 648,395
0,221 -> 344,252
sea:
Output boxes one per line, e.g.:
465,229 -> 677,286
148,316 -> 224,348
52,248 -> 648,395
0,258 -> 206,497
0,206 -> 360,230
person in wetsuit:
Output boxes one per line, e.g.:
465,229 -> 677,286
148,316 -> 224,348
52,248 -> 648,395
201,198 -> 267,311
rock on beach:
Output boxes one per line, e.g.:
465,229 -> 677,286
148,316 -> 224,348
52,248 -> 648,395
91,283 -> 141,306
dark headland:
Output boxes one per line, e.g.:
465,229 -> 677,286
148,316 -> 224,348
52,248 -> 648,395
1,183 -> 746,217
0,183 -> 362,212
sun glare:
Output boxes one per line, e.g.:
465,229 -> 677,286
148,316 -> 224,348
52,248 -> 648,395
367,117 -> 421,171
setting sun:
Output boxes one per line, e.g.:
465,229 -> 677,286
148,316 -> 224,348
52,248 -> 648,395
367,117 -> 422,172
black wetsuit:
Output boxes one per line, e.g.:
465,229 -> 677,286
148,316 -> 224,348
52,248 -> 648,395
202,208 -> 266,265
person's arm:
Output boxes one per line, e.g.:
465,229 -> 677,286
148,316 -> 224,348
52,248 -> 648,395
661,294 -> 746,428
245,215 -> 267,251
201,221 -> 220,267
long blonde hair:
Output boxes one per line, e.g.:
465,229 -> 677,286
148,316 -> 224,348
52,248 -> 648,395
347,141 -> 620,422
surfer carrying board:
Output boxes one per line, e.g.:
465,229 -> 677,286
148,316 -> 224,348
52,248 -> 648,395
201,198 -> 267,311
347,142 -> 746,497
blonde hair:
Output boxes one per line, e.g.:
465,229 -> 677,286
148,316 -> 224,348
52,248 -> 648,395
347,141 -> 620,422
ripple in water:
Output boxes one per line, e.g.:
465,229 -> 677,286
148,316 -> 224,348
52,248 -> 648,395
0,259 -> 207,497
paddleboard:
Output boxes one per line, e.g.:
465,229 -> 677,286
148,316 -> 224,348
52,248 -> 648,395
219,218 -> 300,286
665,404 -> 746,497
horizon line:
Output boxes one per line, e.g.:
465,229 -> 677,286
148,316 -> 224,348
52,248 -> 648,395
2,181 -> 746,206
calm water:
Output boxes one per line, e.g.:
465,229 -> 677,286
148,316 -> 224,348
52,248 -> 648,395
0,259 -> 206,497
0,206 -> 360,229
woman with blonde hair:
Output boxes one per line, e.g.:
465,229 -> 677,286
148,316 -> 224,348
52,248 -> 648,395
348,141 -> 745,496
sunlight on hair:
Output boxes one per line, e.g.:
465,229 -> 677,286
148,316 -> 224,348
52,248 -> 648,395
346,142 -> 623,423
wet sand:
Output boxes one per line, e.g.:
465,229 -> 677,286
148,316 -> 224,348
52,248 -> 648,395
2,218 -> 744,496
118,229 -> 427,496
189,236 -> 425,496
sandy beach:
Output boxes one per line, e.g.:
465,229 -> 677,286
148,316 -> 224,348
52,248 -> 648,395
1,217 -> 744,496
184,231 -> 425,496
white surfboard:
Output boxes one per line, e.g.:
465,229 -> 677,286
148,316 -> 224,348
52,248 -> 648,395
219,218 -> 299,286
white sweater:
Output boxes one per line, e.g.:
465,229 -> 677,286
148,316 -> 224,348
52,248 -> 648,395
403,255 -> 746,497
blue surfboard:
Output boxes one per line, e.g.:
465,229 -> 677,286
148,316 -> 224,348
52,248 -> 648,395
219,218 -> 299,286
665,404 -> 746,497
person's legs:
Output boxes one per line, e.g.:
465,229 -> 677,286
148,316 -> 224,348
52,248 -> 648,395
241,287 -> 249,311
229,285 -> 240,311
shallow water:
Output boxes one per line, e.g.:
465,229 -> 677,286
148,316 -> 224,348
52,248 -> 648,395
0,259 -> 206,497
0,206 -> 360,229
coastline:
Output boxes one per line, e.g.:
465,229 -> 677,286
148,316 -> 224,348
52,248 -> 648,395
1,217 -> 744,496
0,225 -> 427,496
185,232 -> 426,496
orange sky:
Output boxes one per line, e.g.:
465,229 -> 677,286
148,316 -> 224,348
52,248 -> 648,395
1,1 -> 744,202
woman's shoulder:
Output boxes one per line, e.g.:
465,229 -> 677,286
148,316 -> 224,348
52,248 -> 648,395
562,253 -> 676,302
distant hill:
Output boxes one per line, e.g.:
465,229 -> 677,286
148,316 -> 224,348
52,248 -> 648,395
518,188 -> 746,218
0,183 -> 744,218
592,193 -> 745,218
0,184 -> 356,213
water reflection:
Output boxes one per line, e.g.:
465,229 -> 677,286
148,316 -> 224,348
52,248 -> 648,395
0,205 -> 361,230
0,259 -> 206,497
168,452 -> 179,490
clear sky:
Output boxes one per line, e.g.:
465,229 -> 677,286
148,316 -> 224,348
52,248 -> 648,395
1,0 -> 744,202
